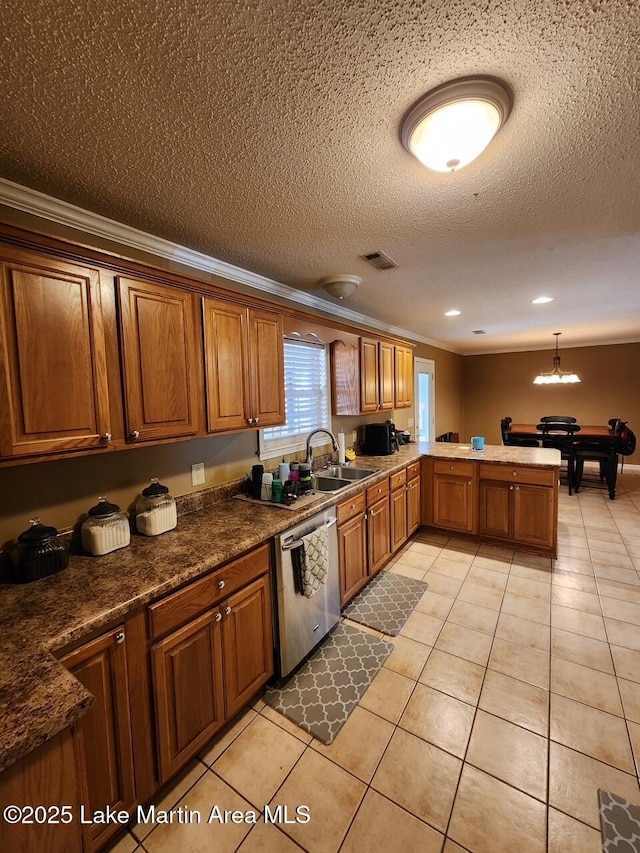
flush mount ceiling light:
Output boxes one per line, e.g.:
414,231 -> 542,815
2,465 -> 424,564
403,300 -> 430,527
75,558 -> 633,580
533,332 -> 581,385
532,296 -> 554,304
401,76 -> 512,173
320,274 -> 361,299
444,309 -> 461,316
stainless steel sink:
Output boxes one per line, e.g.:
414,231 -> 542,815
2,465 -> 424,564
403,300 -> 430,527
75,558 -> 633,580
321,465 -> 377,481
312,475 -> 352,492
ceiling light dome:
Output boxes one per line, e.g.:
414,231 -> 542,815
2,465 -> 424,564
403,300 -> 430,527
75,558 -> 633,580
320,274 -> 361,299
401,76 -> 512,173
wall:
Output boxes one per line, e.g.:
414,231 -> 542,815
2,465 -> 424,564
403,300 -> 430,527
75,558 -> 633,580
463,342 -> 640,461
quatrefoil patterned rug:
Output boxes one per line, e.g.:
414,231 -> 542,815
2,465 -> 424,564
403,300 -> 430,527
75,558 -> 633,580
599,789 -> 640,851
264,624 -> 393,744
342,571 -> 428,636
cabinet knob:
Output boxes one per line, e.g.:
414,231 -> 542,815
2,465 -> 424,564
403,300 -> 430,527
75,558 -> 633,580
512,471 -> 517,477
101,432 -> 112,443
509,485 -> 514,490
254,417 -> 259,425
468,480 -> 472,485
350,503 -> 356,510
515,485 -> 520,491
115,631 -> 125,644
215,612 -> 222,622
130,430 -> 140,440
247,417 -> 254,425
224,605 -> 232,616
217,579 -> 225,589
450,465 -> 454,470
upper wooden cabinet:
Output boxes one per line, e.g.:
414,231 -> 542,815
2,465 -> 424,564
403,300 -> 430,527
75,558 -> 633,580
394,345 -> 413,408
332,337 -> 412,416
0,249 -> 111,458
203,297 -> 284,432
117,277 -> 200,442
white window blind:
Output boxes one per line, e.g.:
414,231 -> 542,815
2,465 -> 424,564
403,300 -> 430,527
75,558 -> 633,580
259,339 -> 330,458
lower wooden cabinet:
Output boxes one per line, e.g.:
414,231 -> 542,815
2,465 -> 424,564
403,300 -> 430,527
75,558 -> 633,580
433,473 -> 475,533
513,483 -> 556,549
151,569 -> 273,783
60,627 -> 136,852
367,495 -> 391,575
390,484 -> 407,553
337,511 -> 368,606
407,474 -> 421,536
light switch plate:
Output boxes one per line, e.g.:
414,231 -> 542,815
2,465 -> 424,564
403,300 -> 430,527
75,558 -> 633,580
408,417 -> 414,427
191,462 -> 205,486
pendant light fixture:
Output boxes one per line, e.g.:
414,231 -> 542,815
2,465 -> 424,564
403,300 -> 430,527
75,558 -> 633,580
401,76 -> 512,173
533,333 -> 581,385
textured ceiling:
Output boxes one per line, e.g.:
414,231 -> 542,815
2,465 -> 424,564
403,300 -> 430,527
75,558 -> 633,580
1,0 -> 639,353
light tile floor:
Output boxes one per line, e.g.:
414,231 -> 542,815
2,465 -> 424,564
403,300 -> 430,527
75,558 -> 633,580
109,465 -> 640,853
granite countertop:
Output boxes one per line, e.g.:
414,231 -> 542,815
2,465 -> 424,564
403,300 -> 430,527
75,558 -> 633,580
0,443 -> 559,772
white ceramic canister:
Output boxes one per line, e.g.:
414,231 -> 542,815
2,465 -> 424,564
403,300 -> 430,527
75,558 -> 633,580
81,497 -> 131,556
135,478 -> 178,536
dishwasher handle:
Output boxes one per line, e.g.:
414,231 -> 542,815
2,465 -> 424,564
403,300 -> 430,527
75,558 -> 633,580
281,516 -> 337,551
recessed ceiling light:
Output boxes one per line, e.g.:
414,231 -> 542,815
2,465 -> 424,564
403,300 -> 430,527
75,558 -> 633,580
444,309 -> 461,316
532,296 -> 554,304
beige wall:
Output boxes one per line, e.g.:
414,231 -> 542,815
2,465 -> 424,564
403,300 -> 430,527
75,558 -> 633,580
463,342 -> 640,461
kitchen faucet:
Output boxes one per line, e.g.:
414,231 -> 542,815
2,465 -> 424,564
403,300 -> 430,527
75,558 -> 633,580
305,429 -> 339,468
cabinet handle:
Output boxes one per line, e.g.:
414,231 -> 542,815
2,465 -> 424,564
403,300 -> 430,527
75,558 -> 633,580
217,579 -> 225,589
468,480 -> 472,485
509,485 -> 514,490
450,465 -> 454,470
350,503 -> 356,510
515,485 -> 520,491
215,612 -> 222,622
247,417 -> 254,425
115,631 -> 125,644
101,432 -> 112,443
512,471 -> 517,477
224,605 -> 232,616
130,430 -> 140,440
254,417 -> 259,424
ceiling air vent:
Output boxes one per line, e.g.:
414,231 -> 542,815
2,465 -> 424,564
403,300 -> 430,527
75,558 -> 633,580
472,330 -> 486,335
360,251 -> 397,271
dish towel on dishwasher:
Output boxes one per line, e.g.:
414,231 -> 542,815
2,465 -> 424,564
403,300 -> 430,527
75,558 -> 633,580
299,524 -> 330,598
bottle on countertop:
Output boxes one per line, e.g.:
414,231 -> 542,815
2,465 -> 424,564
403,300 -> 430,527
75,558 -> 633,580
81,497 -> 131,556
135,478 -> 177,536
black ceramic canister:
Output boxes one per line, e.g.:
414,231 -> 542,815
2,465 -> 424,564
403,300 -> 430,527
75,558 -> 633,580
11,518 -> 69,583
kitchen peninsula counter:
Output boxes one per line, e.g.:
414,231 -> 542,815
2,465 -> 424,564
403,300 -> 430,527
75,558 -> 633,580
0,442 -> 560,773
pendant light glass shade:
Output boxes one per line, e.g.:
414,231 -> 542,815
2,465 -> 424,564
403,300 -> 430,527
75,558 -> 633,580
402,77 -> 512,173
533,333 -> 581,385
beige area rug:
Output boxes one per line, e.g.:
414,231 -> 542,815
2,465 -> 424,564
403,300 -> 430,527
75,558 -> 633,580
263,624 -> 393,744
342,571 -> 428,636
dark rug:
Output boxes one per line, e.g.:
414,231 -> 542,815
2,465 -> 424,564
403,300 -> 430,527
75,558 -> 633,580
263,623 -> 393,744
342,571 -> 428,636
599,789 -> 640,851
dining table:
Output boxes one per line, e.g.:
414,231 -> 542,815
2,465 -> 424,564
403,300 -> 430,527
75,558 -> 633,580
505,423 -> 619,498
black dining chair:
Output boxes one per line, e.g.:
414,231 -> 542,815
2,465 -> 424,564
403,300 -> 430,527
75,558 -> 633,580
539,416 -> 577,424
536,421 -> 581,494
501,417 -> 540,448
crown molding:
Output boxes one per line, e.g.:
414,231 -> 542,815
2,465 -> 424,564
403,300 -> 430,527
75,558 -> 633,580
0,177 -> 459,353
463,337 -> 640,356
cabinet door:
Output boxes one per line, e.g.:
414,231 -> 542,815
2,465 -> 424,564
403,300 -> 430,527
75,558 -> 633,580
0,251 -> 111,457
394,346 -> 406,408
378,342 -> 395,411
513,484 -> 555,549
118,277 -> 199,442
338,513 -> 368,606
221,574 -> 274,719
433,475 -> 474,533
248,308 -> 285,428
203,296 -> 250,431
61,628 -> 135,851
478,480 -> 512,539
407,475 -> 421,536
403,347 -> 414,407
359,337 -> 379,413
152,611 -> 225,782
390,487 -> 408,553
368,496 -> 391,574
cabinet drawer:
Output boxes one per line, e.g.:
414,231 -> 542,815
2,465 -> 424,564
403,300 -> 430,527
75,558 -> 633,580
149,544 -> 270,641
479,464 -> 556,487
366,478 -> 390,505
336,490 -> 366,525
390,469 -> 407,491
433,460 -> 475,477
406,461 -> 420,481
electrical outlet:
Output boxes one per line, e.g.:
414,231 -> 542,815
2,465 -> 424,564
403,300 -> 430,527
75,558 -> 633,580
408,417 -> 414,427
351,431 -> 357,443
191,462 -> 205,486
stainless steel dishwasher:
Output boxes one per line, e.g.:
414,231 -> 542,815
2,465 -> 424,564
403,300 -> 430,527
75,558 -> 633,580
274,505 -> 339,678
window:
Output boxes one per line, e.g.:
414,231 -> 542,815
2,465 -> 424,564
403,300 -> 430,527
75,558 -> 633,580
259,338 -> 330,459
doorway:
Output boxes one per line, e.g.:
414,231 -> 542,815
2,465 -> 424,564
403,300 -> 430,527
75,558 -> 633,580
414,358 -> 435,442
